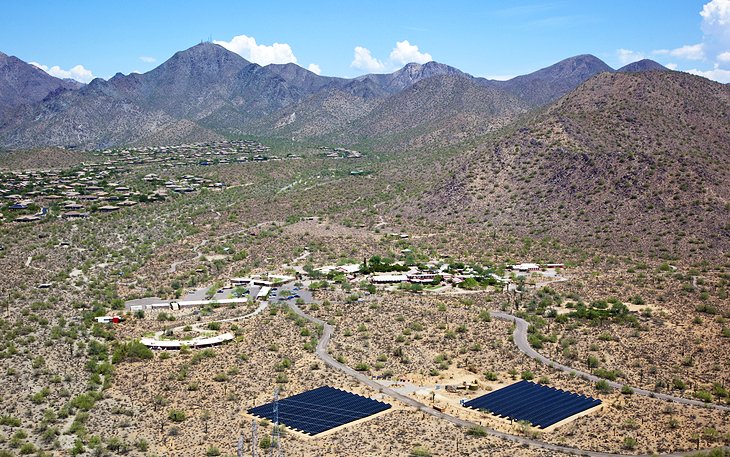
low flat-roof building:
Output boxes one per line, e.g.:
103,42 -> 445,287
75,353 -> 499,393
257,286 -> 271,300
371,274 -> 409,284
510,263 -> 541,272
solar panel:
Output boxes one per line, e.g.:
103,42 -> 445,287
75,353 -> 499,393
463,380 -> 601,428
247,386 -> 391,435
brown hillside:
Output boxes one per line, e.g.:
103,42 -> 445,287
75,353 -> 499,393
421,71 -> 730,261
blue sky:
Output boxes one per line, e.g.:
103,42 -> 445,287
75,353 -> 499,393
1,0 -> 729,83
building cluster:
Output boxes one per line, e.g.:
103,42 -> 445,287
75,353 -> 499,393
303,260 -> 512,287
0,162 -> 230,224
0,165 -> 145,223
319,146 -> 362,159
508,263 -> 565,272
368,264 -> 509,286
303,258 -> 565,288
95,140 -> 271,168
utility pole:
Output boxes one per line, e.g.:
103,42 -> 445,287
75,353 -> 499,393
251,419 -> 258,457
271,387 -> 281,457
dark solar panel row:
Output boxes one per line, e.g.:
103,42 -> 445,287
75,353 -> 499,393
463,380 -> 600,428
248,386 -> 391,435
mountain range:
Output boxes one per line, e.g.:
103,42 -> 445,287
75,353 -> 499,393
0,43 -> 673,150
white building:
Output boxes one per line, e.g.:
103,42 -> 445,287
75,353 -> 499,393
510,263 -> 541,272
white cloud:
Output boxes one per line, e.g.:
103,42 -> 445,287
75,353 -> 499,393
686,64 -> 730,83
350,46 -> 386,72
351,40 -> 435,73
631,2 -> 730,83
616,48 -> 645,65
654,43 -> 705,60
307,63 -> 321,75
139,56 -> 156,63
700,0 -> 730,61
701,0 -> 730,25
389,40 -> 433,65
213,34 -> 297,65
30,62 -> 95,83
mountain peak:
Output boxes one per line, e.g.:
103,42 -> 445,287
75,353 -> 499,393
173,41 -> 247,62
617,59 -> 667,73
494,54 -> 613,106
0,51 -> 82,121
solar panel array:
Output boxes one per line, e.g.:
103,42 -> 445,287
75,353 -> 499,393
463,380 -> 601,428
247,386 -> 391,435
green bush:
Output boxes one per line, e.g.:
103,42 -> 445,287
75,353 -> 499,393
484,371 -> 498,381
466,426 -> 488,437
112,340 -> 153,363
623,437 -> 637,450
694,390 -> 713,403
207,322 -> 221,331
168,409 -> 186,422
0,415 -> 21,427
594,368 -> 622,381
596,379 -> 612,393
410,446 -> 432,457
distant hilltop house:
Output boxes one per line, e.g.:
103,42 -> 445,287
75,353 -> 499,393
14,215 -> 40,223
61,211 -> 89,219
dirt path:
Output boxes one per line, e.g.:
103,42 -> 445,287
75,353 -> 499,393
152,301 -> 268,339
491,310 -> 730,412
287,301 -> 729,457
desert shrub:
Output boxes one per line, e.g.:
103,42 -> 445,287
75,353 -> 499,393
623,437 -> 637,450
410,446 -> 432,457
466,426 -> 488,437
168,409 -> 186,422
112,340 -> 153,363
596,379 -> 612,393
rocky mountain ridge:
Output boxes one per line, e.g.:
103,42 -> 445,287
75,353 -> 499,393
0,43 -> 670,150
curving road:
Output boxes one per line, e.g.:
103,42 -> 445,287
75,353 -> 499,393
287,302 -> 729,457
490,311 -> 730,412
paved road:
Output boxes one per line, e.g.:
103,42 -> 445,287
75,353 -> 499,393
491,311 -> 730,412
288,302 -> 728,457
